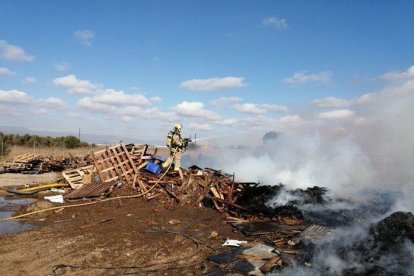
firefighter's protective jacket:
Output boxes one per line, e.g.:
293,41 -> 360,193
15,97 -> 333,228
166,131 -> 183,152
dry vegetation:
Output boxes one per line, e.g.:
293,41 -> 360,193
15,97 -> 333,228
6,146 -> 104,159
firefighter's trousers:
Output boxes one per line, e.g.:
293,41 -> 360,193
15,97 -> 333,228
162,150 -> 182,171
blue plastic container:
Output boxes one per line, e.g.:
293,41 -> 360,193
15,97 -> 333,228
145,161 -> 162,174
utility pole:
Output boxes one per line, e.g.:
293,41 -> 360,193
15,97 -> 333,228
78,128 -> 81,141
1,140 -> 3,156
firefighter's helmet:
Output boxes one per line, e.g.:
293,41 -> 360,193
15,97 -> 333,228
174,123 -> 182,132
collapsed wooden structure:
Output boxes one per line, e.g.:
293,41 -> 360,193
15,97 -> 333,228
59,142 -> 249,215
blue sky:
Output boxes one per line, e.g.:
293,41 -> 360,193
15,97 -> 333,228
0,0 -> 413,143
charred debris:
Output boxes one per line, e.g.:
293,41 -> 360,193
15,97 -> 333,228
1,143 -> 413,275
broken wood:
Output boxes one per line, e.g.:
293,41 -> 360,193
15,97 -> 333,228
282,250 -> 300,255
259,256 -> 282,273
162,186 -> 181,203
211,196 -> 247,210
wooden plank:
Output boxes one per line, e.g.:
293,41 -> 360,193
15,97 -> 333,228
137,161 -> 149,170
136,173 -> 148,193
210,187 -> 221,198
121,142 -> 138,174
260,257 -> 282,273
211,197 -> 247,210
90,153 -> 105,185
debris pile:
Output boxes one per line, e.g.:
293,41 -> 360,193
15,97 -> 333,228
298,211 -> 414,275
59,143 -> 249,216
208,243 -> 285,274
5,143 -> 410,275
0,153 -> 90,174
1,143 -> 323,274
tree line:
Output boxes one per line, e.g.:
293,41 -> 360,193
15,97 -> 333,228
0,132 -> 94,156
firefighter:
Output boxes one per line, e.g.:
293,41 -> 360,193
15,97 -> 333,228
162,123 -> 184,171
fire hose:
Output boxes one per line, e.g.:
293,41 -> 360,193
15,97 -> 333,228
3,183 -> 68,196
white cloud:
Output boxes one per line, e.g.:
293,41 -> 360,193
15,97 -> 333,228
74,30 -> 95,46
54,61 -> 70,71
284,71 -> 332,85
380,65 -> 414,81
77,97 -> 115,114
33,108 -> 49,115
121,116 -> 133,122
22,76 -> 36,84
118,105 -> 143,116
66,112 -> 94,120
92,89 -> 150,106
356,74 -> 414,105
172,101 -> 220,119
143,108 -> 177,121
39,97 -> 67,109
53,75 -> 99,94
215,118 -> 239,126
356,93 -> 376,104
119,106 -> 176,122
181,77 -> 245,91
241,115 -> 276,127
0,67 -> 15,76
212,96 -> 242,106
0,40 -> 34,61
319,109 -> 355,120
189,123 -> 212,131
234,103 -> 266,114
313,96 -> 351,107
0,106 -> 19,116
262,16 -> 288,29
279,115 -> 302,123
0,90 -> 32,104
261,103 -> 288,112
233,103 -> 288,114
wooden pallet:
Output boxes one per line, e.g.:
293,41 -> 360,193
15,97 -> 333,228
90,143 -> 139,188
13,153 -> 43,163
127,144 -> 160,168
62,165 -> 95,189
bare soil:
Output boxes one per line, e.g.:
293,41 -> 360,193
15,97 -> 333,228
0,177 -> 247,276
0,172 -> 60,188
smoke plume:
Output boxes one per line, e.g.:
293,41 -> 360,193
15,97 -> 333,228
211,77 -> 414,212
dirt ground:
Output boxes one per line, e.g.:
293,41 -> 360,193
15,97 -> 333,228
0,179 -> 246,276
0,172 -> 60,187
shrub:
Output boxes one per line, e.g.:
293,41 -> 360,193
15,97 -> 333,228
63,136 -> 81,149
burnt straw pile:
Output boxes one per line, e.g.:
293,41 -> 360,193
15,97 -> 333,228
293,211 -> 414,276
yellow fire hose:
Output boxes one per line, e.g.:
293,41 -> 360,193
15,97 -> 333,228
20,183 -> 68,192
1,156 -> 175,222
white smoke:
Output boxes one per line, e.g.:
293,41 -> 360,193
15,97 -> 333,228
190,69 -> 414,276
209,75 -> 414,211
265,187 -> 302,208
